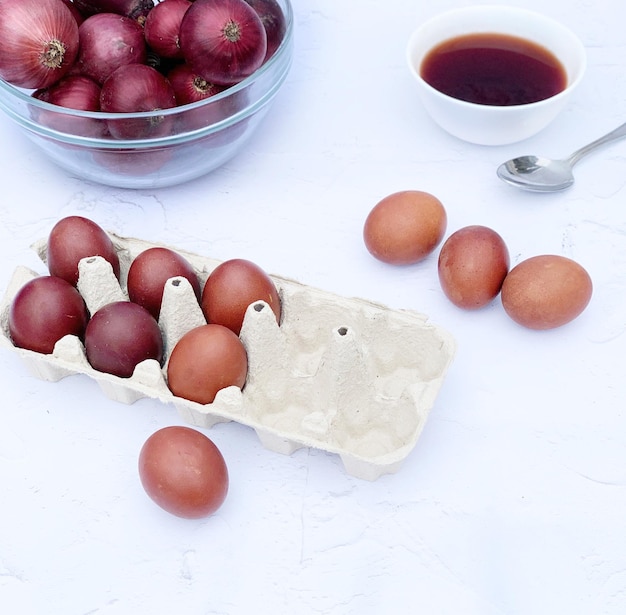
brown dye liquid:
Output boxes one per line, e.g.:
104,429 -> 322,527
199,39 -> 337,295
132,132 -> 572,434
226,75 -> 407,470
420,33 -> 567,106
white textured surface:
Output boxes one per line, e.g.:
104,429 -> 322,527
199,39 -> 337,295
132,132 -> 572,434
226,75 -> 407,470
1,1 -> 626,614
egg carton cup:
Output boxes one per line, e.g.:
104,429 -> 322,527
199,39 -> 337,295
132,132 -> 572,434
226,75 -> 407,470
0,233 -> 456,481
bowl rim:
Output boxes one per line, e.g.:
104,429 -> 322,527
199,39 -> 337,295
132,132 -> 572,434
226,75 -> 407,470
405,4 -> 587,113
0,0 -> 294,148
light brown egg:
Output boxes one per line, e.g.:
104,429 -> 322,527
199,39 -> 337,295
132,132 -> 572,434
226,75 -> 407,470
167,323 -> 248,405
363,190 -> 447,264
201,258 -> 281,336
501,255 -> 592,330
438,225 -> 510,309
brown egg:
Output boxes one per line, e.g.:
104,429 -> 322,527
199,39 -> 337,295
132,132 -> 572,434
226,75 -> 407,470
127,246 -> 201,320
9,275 -> 89,354
201,258 -> 281,336
363,190 -> 447,264
47,215 -> 120,286
167,324 -> 248,405
438,225 -> 510,309
501,255 -> 593,330
85,301 -> 163,378
138,426 -> 228,519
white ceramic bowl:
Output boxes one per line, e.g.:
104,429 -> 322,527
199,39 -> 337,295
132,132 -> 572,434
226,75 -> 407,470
406,6 -> 587,145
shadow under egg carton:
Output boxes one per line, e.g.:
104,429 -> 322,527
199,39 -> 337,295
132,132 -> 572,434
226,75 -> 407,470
0,233 -> 456,481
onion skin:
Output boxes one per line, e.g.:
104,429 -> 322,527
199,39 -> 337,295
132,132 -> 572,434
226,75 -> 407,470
179,0 -> 267,86
73,0 -> 154,22
0,0 -> 80,89
100,63 -> 177,139
144,0 -> 192,60
77,13 -> 147,84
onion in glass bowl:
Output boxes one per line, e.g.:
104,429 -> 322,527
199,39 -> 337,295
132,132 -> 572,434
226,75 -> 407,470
0,0 -> 293,189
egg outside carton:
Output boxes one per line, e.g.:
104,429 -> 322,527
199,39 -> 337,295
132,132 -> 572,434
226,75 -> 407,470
0,233 -> 456,481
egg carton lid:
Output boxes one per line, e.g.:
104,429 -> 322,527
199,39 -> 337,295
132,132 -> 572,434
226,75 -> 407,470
0,233 -> 456,481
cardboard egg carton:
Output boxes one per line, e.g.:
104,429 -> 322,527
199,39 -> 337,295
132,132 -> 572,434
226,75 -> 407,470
0,233 -> 456,480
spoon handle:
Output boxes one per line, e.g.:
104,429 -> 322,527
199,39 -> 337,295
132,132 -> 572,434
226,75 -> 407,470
568,121 -> 626,166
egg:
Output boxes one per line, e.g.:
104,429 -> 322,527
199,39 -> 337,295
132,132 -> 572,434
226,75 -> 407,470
138,426 -> 229,519
501,255 -> 593,330
201,258 -> 281,336
363,190 -> 447,264
46,216 -> 120,286
84,301 -> 164,378
9,275 -> 89,354
167,324 -> 248,405
438,225 -> 510,309
127,246 -> 201,320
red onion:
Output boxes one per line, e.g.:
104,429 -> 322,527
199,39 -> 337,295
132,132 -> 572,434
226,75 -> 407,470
33,74 -> 106,137
34,74 -> 101,110
168,62 -> 234,132
0,0 -> 79,89
144,0 -> 192,59
73,0 -> 154,22
167,63 -> 227,106
100,63 -> 177,139
60,0 -> 86,26
76,13 -> 147,84
244,0 -> 285,61
179,0 -> 267,86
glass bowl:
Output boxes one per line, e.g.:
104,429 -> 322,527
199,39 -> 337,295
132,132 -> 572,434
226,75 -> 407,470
0,0 -> 294,189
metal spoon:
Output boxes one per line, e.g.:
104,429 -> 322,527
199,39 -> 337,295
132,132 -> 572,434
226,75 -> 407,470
497,121 -> 626,192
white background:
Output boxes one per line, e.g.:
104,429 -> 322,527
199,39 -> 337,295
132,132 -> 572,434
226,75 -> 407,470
1,1 -> 626,613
